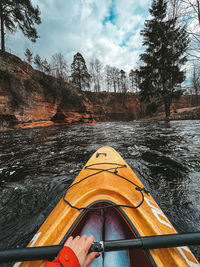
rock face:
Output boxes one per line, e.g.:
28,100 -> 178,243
0,51 -> 199,130
0,52 -> 58,128
0,52 -> 142,130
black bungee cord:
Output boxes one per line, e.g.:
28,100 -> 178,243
63,162 -> 149,211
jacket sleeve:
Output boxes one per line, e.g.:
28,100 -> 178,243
44,246 -> 81,267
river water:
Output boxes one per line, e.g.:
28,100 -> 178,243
0,120 -> 200,262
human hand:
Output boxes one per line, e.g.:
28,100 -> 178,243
64,235 -> 100,267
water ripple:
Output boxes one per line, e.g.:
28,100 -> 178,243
0,121 -> 200,261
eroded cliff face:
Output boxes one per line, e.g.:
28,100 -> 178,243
0,52 -> 58,128
0,52 -> 198,130
84,91 -> 143,121
0,52 -> 142,130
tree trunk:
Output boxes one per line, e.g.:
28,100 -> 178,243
197,0 -> 200,26
113,81 -> 116,93
0,15 -> 5,52
164,100 -> 171,119
97,81 -> 100,92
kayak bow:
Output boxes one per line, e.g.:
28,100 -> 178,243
13,147 -> 199,266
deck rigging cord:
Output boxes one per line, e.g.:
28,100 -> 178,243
63,162 -> 149,211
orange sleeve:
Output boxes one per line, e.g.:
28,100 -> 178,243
44,246 -> 81,267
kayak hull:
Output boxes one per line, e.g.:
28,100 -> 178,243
18,147 -> 199,266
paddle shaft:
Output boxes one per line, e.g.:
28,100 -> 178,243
91,232 -> 200,252
0,245 -> 62,263
0,233 -> 200,263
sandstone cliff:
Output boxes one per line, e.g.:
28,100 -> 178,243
0,52 -> 199,130
0,52 -> 142,130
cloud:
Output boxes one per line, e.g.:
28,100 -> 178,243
6,0 -> 152,73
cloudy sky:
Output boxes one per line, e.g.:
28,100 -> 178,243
6,0 -> 152,73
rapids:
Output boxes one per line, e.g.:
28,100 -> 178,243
0,120 -> 200,263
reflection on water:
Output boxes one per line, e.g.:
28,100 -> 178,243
0,120 -> 200,261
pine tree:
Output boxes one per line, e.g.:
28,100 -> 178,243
24,48 -> 33,65
0,0 -> 41,52
136,0 -> 189,118
42,59 -> 51,74
71,52 -> 91,90
34,54 -> 42,71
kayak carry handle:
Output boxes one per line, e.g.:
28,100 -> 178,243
0,233 -> 200,263
96,152 -> 107,158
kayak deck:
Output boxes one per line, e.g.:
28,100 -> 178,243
19,146 -> 199,266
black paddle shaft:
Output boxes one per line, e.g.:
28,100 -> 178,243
0,245 -> 62,263
0,233 -> 200,263
94,232 -> 200,252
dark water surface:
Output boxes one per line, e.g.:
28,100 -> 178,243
0,120 -> 200,262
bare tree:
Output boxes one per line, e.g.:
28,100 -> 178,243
89,60 -> 96,92
129,69 -> 139,92
191,64 -> 200,105
51,53 -> 68,80
105,65 -> 112,92
110,67 -> 119,93
167,0 -> 200,59
167,0 -> 182,21
89,58 -> 102,92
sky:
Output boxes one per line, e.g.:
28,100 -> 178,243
6,0 -> 152,73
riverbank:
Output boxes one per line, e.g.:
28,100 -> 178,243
6,105 -> 199,130
140,106 -> 200,121
0,52 -> 199,131
0,52 -> 142,131
1,102 -> 200,131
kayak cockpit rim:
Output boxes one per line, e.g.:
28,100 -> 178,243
59,200 -> 156,267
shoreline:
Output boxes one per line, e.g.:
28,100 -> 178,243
0,106 -> 200,132
139,106 -> 200,122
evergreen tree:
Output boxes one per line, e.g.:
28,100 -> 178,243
34,54 -> 42,71
42,59 -> 51,74
71,52 -> 90,90
24,48 -> 33,65
120,69 -> 127,93
0,0 -> 41,52
136,0 -> 189,118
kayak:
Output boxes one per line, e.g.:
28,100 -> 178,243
17,146 -> 199,266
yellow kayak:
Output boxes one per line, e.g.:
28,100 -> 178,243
18,146 -> 199,266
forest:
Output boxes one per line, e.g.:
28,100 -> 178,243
1,0 -> 200,118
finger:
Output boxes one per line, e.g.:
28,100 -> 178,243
74,235 -> 80,240
64,236 -> 73,247
72,235 -> 80,246
84,252 -> 100,267
81,234 -> 87,240
85,235 -> 94,252
78,235 -> 87,248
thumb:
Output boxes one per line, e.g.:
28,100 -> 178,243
84,252 -> 100,267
